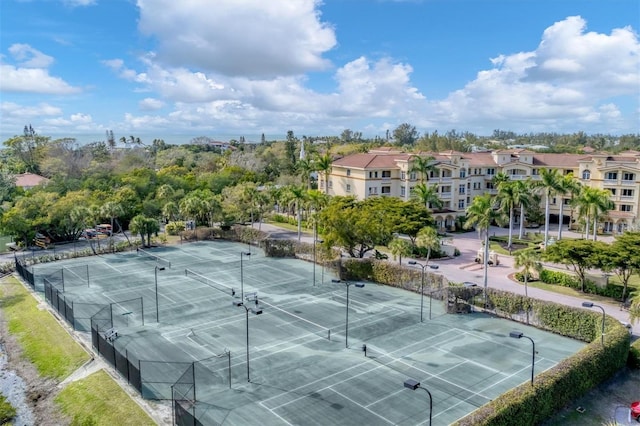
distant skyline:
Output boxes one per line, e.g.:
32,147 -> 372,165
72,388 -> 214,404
1,0 -> 639,145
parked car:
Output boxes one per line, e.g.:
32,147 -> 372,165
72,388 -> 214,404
81,229 -> 98,239
631,401 -> 640,422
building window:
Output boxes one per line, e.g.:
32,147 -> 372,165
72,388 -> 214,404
582,170 -> 591,180
532,169 -> 539,175
382,170 -> 391,178
622,189 -> 634,197
368,187 -> 378,195
623,172 -> 635,181
486,182 -> 494,190
552,197 -> 556,205
328,180 -> 333,188
459,185 -> 465,194
347,169 -> 351,177
564,199 -> 571,205
401,186 -> 406,197
460,169 -> 466,178
605,172 -> 617,180
458,200 -> 465,209
381,186 -> 391,194
409,172 -> 417,180
346,184 -> 351,193
401,171 -> 406,180
620,204 -> 632,212
486,168 -> 496,175
441,185 -> 451,194
409,186 -> 415,194
564,169 -> 572,175
608,188 -> 617,195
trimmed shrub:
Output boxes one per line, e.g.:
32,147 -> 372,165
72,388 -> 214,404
165,221 -> 185,235
629,338 -> 640,369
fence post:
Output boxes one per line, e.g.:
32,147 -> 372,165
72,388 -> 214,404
141,297 -> 145,326
87,265 -> 90,287
192,361 -> 196,402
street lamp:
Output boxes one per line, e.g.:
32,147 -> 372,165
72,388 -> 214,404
240,251 -> 251,300
403,378 -> 433,426
581,302 -> 606,346
509,331 -> 535,385
241,294 -> 263,382
332,279 -> 364,348
408,260 -> 429,321
154,266 -> 165,322
314,238 -> 324,286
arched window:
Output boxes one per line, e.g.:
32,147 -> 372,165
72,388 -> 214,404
582,170 -> 591,180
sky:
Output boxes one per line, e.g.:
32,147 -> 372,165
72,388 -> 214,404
1,0 -> 639,144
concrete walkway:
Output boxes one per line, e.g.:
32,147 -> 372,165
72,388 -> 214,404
254,222 -> 636,336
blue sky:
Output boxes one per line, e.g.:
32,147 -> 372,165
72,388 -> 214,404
1,0 -> 638,144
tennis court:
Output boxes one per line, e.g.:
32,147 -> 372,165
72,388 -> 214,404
31,241 -> 585,425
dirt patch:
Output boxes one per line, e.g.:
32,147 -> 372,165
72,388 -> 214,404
0,308 -> 70,426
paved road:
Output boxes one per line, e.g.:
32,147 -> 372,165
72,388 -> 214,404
254,222 -> 636,336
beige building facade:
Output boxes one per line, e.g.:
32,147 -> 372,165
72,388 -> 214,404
319,148 -> 640,233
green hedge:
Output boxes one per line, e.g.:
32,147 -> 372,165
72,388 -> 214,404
629,338 -> 640,369
453,290 -> 631,426
536,269 -> 625,300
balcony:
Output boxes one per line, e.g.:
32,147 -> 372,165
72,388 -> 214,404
439,192 -> 452,199
603,179 -> 618,185
621,179 -> 636,186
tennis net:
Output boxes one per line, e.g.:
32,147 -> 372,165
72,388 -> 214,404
185,268 -> 234,297
136,248 -> 172,268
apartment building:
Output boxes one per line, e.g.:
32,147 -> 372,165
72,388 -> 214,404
319,148 -> 640,233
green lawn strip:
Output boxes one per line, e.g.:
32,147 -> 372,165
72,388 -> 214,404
513,278 -> 616,305
55,370 -> 155,426
0,276 -> 89,380
0,395 -> 17,424
0,235 -> 12,254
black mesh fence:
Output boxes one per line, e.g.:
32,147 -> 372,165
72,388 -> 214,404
140,360 -> 194,400
14,254 -> 35,288
173,363 -> 198,426
44,277 -> 76,327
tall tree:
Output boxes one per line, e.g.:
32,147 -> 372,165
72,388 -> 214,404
100,201 -> 124,250
464,193 -> 505,299
415,226 -> 440,267
389,237 -> 412,265
315,153 -> 333,195
556,174 -> 581,240
286,185 -> 307,241
538,168 -> 563,248
496,181 -> 518,249
411,183 -> 442,211
513,179 -> 534,239
600,232 -> 640,301
542,239 -> 608,292
410,155 -> 438,183
392,123 -> 419,145
514,249 -> 542,298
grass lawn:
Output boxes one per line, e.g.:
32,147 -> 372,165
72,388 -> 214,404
0,276 -> 90,380
0,235 -> 12,254
55,370 -> 155,426
0,395 -> 16,424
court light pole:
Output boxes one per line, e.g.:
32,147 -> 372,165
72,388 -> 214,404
332,279 -> 365,348
240,251 -> 251,300
509,331 -> 535,385
154,265 -> 165,322
408,261 -> 429,322
581,302 -> 606,346
313,238 -> 324,286
403,379 -> 433,426
242,295 -> 263,382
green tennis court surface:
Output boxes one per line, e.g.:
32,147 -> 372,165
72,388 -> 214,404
32,241 -> 585,425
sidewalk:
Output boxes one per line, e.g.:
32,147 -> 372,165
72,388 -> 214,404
255,222 -> 635,336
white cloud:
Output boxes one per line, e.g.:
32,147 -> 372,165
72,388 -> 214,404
432,16 -> 640,132
136,0 -> 336,77
8,44 -> 54,68
1,44 -> 81,94
63,0 -> 97,6
70,113 -> 93,123
1,101 -> 62,118
139,98 -> 165,111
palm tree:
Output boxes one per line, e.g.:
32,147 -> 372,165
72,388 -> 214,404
492,172 -> 509,189
296,157 -> 315,189
574,187 -> 614,241
513,179 -> 533,240
100,201 -> 124,251
514,249 -> 542,298
411,183 -> 443,212
389,237 -> 412,266
415,226 -> 440,267
496,181 -> 517,249
287,185 -> 307,241
538,168 -> 563,248
162,201 -> 179,222
315,153 -> 333,195
556,174 -> 581,240
410,155 -> 438,183
464,193 -> 504,301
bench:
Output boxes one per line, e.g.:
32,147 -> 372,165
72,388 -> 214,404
104,328 -> 118,342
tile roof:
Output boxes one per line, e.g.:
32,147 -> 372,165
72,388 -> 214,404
14,173 -> 48,188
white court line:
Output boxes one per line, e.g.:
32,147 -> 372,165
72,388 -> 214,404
97,261 -> 121,273
257,402 -> 295,426
330,388 -> 395,425
269,363 -> 386,410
